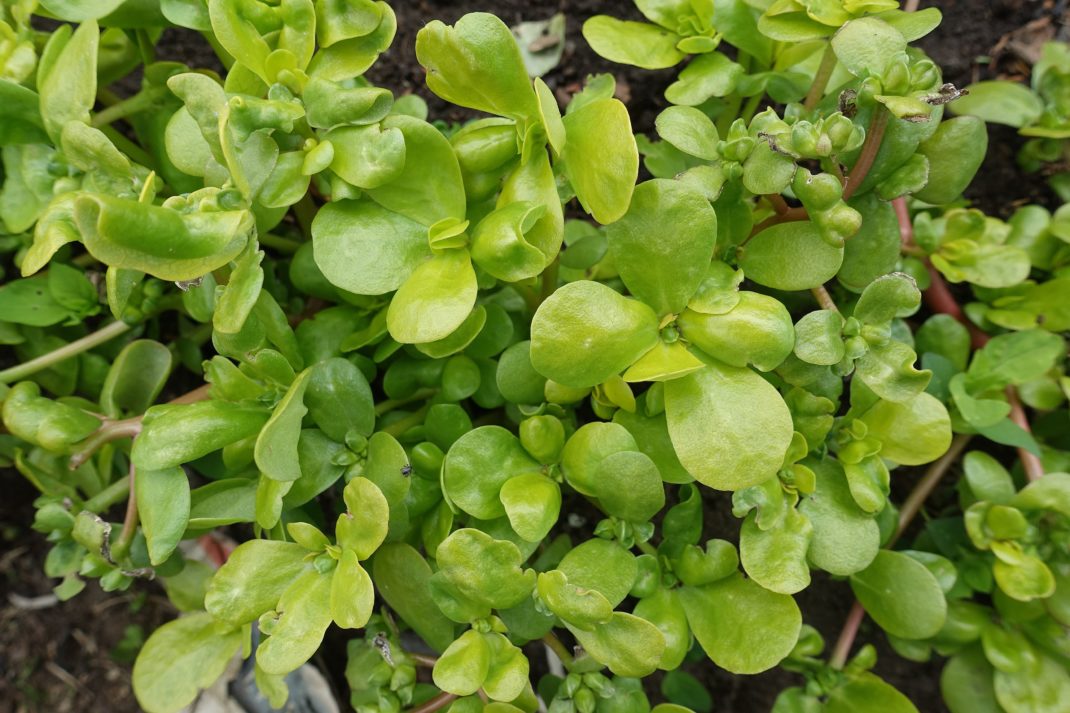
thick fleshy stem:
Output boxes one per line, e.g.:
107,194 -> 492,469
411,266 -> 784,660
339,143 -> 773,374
543,632 -> 575,668
811,285 -> 841,313
0,320 -> 132,384
804,43 -> 839,112
112,462 -> 139,560
843,109 -> 890,201
405,691 -> 458,713
830,432 -> 972,668
894,198 -> 1044,480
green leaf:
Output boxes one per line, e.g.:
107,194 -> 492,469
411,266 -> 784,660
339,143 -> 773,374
825,673 -> 919,713
432,529 -> 536,615
132,613 -> 242,713
850,550 -> 947,639
606,179 -> 718,316
740,508 -> 812,595
204,540 -> 308,625
133,401 -> 269,471
965,330 -> 1065,393
482,632 -> 530,702
560,422 -> 641,496
854,272 -> 922,324
416,13 -> 539,121
622,340 -> 707,383
832,17 -> 907,78
914,117 -> 988,205
562,98 -> 639,224
99,340 -> 172,419
254,369 -> 310,482
993,653 -> 1070,713
679,574 -> 802,674
656,106 -> 720,160
794,310 -> 845,366
444,426 -> 542,520
858,392 -> 952,465
365,115 -> 466,226
557,538 -> 638,607
136,466 -> 190,566
665,362 -> 794,490
932,241 -> 1031,289
337,477 -> 389,560
305,357 -> 375,441
38,20 -> 98,142
1011,473 -> 1070,518
387,249 -> 477,344
73,194 -> 251,282
740,221 -> 844,291
950,373 -> 1011,429
0,276 -> 75,327
593,450 -> 666,523
568,612 -> 666,677
742,141 -> 797,196
311,199 -> 429,295
582,16 -> 685,69
537,569 -> 613,629
664,51 -> 744,106
326,124 -> 406,188
941,648 -> 1002,713
330,549 -> 374,629
634,587 -> 691,671
433,629 -> 491,696
499,473 -> 561,542
855,340 -> 931,403
678,292 -> 795,372
950,81 -> 1044,128
372,543 -> 456,652
257,568 -> 333,675
799,459 -> 880,576
530,281 -> 659,389
963,451 -> 1016,505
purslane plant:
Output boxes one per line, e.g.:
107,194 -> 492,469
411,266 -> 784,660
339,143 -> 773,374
1,1 -> 1068,713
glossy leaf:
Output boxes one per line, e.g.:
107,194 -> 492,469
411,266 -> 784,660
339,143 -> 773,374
665,362 -> 794,490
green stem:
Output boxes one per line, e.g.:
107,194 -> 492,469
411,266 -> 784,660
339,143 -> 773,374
82,474 -> 131,513
0,320 -> 132,384
292,195 -> 318,241
542,632 -> 575,668
740,92 -> 764,124
68,417 -> 142,470
637,540 -> 658,557
135,29 -> 156,66
538,257 -> 559,306
99,125 -> 156,168
716,93 -> 744,136
381,404 -> 431,437
258,232 -> 303,254
804,43 -> 838,112
111,463 -> 139,560
374,388 -> 437,416
91,90 -> 161,128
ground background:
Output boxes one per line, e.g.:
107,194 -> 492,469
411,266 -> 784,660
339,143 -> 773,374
1,1 -> 1063,711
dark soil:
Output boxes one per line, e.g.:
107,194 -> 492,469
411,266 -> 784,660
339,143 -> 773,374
4,1 -> 1060,712
0,478 -> 173,713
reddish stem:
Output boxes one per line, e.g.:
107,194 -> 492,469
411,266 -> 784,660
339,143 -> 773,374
894,197 -> 1043,479
1007,388 -> 1046,482
829,602 -> 865,669
843,109 -> 889,200
405,692 -> 458,713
